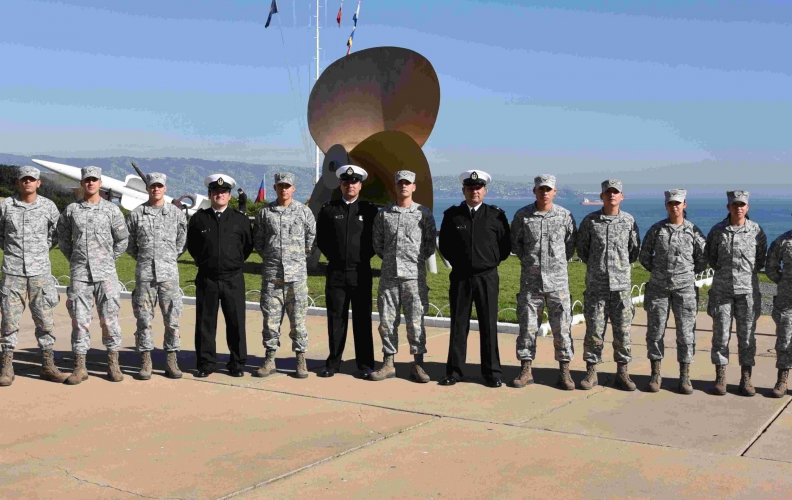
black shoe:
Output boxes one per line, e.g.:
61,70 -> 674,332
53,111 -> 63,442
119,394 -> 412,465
439,375 -> 458,386
195,369 -> 213,378
354,367 -> 374,380
228,367 -> 245,378
318,368 -> 336,378
484,377 -> 502,388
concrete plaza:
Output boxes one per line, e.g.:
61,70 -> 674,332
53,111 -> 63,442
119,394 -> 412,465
1,297 -> 791,499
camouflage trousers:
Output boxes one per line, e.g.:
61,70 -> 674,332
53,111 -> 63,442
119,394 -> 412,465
644,284 -> 698,363
516,288 -> 574,362
260,279 -> 309,353
377,278 -> 429,355
583,289 -> 634,364
132,280 -> 182,352
771,296 -> 792,369
707,289 -> 760,366
66,279 -> 123,354
0,274 -> 59,352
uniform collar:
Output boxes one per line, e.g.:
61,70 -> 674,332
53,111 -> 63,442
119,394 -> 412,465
77,199 -> 104,210
144,202 -> 170,215
11,194 -> 38,208
391,202 -> 418,213
527,203 -> 557,217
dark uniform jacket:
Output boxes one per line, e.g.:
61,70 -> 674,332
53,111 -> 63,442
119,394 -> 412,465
439,202 -> 511,277
187,208 -> 253,279
316,199 -> 379,272
238,192 -> 248,210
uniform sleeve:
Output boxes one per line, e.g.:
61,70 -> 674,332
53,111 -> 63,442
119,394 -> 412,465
241,215 -> 254,261
372,211 -> 384,259
110,206 -> 130,260
57,209 -> 73,261
437,209 -> 454,264
126,212 -> 139,260
576,217 -> 591,264
316,205 -> 329,258
755,226 -> 768,273
639,225 -> 656,271
0,204 -> 7,251
175,210 -> 188,256
692,225 -> 708,274
510,212 -> 523,258
706,228 -> 719,270
253,210 -> 266,258
766,237 -> 784,284
497,210 -> 511,262
47,202 -> 60,250
304,206 -> 316,254
628,220 -> 641,264
565,212 -> 577,262
187,213 -> 201,262
421,211 -> 437,260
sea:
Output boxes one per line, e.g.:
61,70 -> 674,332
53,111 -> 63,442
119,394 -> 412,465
433,196 -> 792,244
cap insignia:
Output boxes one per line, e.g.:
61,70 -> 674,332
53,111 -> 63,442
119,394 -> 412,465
471,171 -> 478,180
218,177 -> 224,185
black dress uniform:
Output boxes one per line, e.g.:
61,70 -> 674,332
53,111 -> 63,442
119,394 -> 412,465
439,199 -> 511,385
316,197 -> 379,375
187,193 -> 253,376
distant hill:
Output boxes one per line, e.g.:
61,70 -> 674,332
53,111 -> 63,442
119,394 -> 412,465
432,175 -> 578,199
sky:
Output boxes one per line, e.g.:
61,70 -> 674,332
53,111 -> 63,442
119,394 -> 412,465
1,0 -> 791,186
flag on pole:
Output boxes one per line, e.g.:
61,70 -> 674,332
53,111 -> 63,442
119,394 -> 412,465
336,0 -> 344,26
265,0 -> 279,28
346,1 -> 360,55
255,179 -> 266,203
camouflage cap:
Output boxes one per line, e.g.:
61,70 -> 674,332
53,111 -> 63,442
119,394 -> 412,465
727,190 -> 750,204
534,174 -> 556,189
81,166 -> 102,180
274,172 -> 296,186
664,188 -> 686,203
395,170 -> 416,183
601,179 -> 623,193
146,172 -> 167,186
17,166 -> 40,180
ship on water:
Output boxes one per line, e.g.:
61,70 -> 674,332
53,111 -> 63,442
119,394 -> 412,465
581,198 -> 604,206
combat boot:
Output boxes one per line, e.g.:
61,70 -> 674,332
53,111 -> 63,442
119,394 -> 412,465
64,353 -> 88,385
295,352 -> 309,379
712,364 -> 726,396
409,354 -> 430,383
512,360 -> 534,388
369,354 -> 396,381
771,369 -> 789,398
253,350 -> 277,378
41,349 -> 68,383
646,360 -> 662,393
165,351 -> 183,379
0,351 -> 14,387
678,362 -> 693,395
739,365 -> 755,397
579,362 -> 598,390
556,361 -> 575,391
137,351 -> 152,380
107,351 -> 124,382
614,363 -> 636,391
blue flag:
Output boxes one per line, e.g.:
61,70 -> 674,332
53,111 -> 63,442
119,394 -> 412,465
265,0 -> 279,28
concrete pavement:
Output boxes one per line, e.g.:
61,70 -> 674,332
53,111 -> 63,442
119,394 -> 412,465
1,298 -> 791,499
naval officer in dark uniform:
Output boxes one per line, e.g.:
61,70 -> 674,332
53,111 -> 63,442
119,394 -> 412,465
438,170 -> 511,387
316,165 -> 379,378
187,174 -> 254,378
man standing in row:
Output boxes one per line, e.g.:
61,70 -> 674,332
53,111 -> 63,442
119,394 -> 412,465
126,173 -> 188,380
510,174 -> 577,390
438,170 -> 511,388
370,170 -> 436,383
766,217 -> 792,398
187,174 -> 253,378
58,167 -> 129,384
577,179 -> 640,391
253,173 -> 316,379
316,165 -> 378,378
237,188 -> 248,215
0,166 -> 67,386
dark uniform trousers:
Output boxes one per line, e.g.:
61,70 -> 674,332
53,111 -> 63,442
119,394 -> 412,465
446,268 -> 503,378
325,268 -> 375,371
195,272 -> 248,371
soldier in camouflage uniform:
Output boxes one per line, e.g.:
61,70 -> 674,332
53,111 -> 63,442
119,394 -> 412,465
0,166 -> 68,386
253,172 -> 316,379
510,174 -> 577,390
767,221 -> 792,398
706,190 -> 767,397
370,170 -> 437,383
126,173 -> 187,380
576,179 -> 641,391
57,166 -> 129,385
639,189 -> 707,395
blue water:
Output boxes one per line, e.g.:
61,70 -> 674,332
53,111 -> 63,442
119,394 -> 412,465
433,197 -> 792,245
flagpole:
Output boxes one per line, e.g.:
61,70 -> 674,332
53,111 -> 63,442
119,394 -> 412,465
314,0 -> 322,183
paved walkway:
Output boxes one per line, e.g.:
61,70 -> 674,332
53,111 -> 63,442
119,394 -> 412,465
2,298 -> 791,499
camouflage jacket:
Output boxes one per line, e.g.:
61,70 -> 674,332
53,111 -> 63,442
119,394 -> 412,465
576,209 -> 641,292
373,202 -> 436,281
126,202 -> 188,282
706,217 -> 767,295
57,199 -> 129,282
510,203 -> 576,292
254,199 -> 316,281
640,218 -> 707,290
0,195 -> 61,277
767,230 -> 792,307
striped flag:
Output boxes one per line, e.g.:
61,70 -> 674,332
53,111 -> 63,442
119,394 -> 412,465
346,1 -> 361,55
265,0 -> 278,28
336,0 -> 344,26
